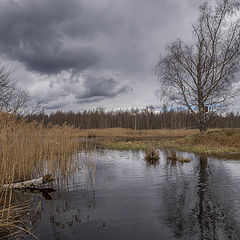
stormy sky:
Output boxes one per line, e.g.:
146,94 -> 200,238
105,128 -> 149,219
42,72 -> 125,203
1,0 -> 238,112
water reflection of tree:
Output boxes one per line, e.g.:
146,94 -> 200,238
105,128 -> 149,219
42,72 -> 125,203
160,156 -> 240,240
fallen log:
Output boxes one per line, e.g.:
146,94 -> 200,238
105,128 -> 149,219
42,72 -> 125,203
3,174 -> 55,189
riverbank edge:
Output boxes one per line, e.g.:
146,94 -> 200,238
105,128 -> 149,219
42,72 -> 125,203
99,137 -> 240,159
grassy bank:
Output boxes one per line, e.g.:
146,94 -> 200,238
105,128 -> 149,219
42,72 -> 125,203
176,130 -> 240,158
93,128 -> 240,158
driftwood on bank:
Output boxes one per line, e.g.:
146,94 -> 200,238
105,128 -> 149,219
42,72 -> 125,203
3,174 -> 55,189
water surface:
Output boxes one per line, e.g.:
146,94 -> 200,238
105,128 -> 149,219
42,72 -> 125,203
24,150 -> 240,240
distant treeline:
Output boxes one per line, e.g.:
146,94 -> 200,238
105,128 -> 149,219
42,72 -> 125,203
26,107 -> 240,129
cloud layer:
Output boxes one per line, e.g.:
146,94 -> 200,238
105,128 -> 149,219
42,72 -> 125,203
0,0 -> 215,111
0,0 -> 103,74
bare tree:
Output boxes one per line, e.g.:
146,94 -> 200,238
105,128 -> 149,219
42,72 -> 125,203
155,0 -> 240,132
0,66 -> 14,109
0,65 -> 29,114
11,88 -> 30,114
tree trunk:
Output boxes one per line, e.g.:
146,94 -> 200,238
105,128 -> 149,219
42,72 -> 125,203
199,121 -> 207,132
199,105 -> 207,132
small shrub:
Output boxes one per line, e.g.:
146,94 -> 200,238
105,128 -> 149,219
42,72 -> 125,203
145,147 -> 160,161
178,158 -> 191,163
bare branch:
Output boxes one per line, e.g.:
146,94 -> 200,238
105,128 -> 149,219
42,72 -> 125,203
156,0 -> 240,132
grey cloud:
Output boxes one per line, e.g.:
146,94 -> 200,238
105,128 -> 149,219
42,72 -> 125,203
38,73 -> 131,109
0,0 -> 204,76
75,96 -> 105,104
79,75 -> 131,99
18,47 -> 101,74
0,0 -> 102,74
44,102 -> 67,110
0,0 -> 213,112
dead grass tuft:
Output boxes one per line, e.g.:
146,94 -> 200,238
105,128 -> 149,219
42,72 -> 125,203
180,129 -> 240,148
76,127 -> 203,140
145,147 -> 160,162
178,158 -> 191,163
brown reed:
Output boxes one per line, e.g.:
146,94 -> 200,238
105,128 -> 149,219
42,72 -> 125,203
75,127 -> 222,140
145,147 -> 160,161
0,111 -> 82,238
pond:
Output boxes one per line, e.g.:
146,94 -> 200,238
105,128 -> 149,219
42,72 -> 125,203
23,149 -> 240,240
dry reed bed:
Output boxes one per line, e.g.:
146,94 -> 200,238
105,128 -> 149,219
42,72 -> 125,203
75,127 -> 223,140
95,128 -> 240,158
180,129 -> 240,148
0,192 -> 31,239
0,112 -> 81,238
76,128 -> 201,139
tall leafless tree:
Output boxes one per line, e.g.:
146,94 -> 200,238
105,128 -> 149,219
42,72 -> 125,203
155,0 -> 240,132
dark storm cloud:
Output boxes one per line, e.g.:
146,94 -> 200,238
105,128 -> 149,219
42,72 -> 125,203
0,0 -> 204,76
18,47 -> 101,74
37,73 -> 131,110
0,0 -> 103,74
0,0 -> 209,111
78,75 -> 131,99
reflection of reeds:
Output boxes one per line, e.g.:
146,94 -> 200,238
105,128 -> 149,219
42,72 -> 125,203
0,112 -> 83,237
165,148 -> 178,161
164,148 -> 191,164
0,190 -> 34,239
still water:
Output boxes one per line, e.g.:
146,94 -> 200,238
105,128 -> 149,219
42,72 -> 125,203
25,150 -> 240,240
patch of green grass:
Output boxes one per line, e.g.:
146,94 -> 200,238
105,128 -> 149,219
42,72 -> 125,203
100,139 -> 175,150
173,130 -> 240,158
99,130 -> 240,159
176,144 -> 240,159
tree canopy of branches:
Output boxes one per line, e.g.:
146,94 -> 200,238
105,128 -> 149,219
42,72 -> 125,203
155,0 -> 240,132
0,66 -> 29,114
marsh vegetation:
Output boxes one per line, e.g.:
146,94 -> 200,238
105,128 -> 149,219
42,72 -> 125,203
1,112 -> 240,239
0,112 -> 82,238
145,147 -> 160,163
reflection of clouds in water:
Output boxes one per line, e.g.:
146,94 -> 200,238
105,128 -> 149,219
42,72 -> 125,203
23,150 -> 240,239
211,157 -> 240,179
159,155 -> 240,239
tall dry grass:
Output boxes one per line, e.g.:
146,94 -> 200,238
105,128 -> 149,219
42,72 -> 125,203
0,112 -> 81,182
0,111 -> 81,238
76,127 -> 217,140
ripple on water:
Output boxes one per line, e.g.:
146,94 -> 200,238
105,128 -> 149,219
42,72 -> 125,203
23,149 -> 240,240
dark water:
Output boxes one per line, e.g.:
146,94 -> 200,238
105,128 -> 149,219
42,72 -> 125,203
24,150 -> 240,240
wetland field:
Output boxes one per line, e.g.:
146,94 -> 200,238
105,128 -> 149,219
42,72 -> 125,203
1,115 -> 240,239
